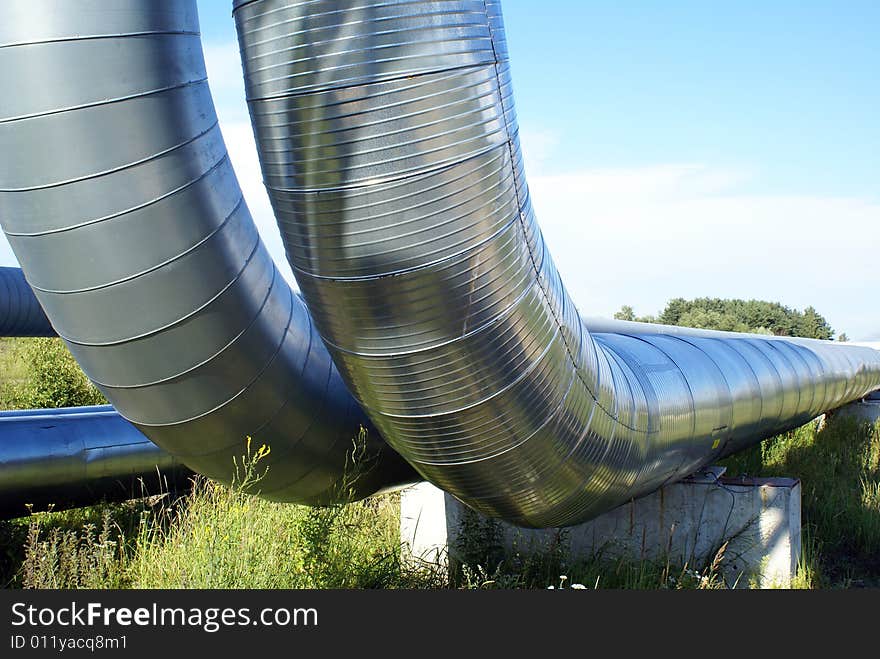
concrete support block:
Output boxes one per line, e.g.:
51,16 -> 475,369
401,469 -> 802,588
833,397 -> 880,424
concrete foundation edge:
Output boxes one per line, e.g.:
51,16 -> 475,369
401,469 -> 802,589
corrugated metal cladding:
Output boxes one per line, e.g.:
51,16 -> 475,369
0,267 -> 54,336
0,0 -> 876,527
235,0 -> 880,526
0,0 -> 417,505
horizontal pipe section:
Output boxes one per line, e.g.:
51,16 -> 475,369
236,0 -> 880,526
0,0 -> 417,505
0,406 -> 193,519
0,267 -> 54,336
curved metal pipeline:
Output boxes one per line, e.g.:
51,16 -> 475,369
0,269 -> 191,518
1,0 -> 877,527
0,406 -> 192,518
0,0 -> 416,504
235,0 -> 880,527
0,266 -> 54,336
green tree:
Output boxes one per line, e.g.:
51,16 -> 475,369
657,298 -> 689,326
614,305 -> 636,321
632,298 -> 837,339
798,306 -> 834,340
6,338 -> 106,409
614,305 -> 657,324
676,309 -> 749,333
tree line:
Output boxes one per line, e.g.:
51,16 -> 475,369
613,298 -> 846,341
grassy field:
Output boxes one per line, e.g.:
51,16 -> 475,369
1,337 -> 879,589
0,448 -> 728,590
0,338 -> 29,408
720,414 -> 880,587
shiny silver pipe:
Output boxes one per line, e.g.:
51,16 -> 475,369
0,406 -> 193,518
0,0 -> 416,504
235,0 -> 880,527
585,316 -> 880,347
0,266 -> 54,336
0,267 -> 189,518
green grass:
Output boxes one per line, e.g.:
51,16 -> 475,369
1,470 -> 724,590
0,337 -> 29,408
2,336 -> 879,589
720,415 -> 880,588
2,441 -> 445,590
0,434 -> 727,590
3,414 -> 878,589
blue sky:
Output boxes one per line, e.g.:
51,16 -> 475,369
191,0 -> 880,342
4,1 -> 878,339
197,1 -> 879,197
503,1 -> 879,198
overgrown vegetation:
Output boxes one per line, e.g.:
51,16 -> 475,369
3,415 -> 878,589
1,326 -> 877,589
721,416 -> 880,587
2,470 -> 728,590
4,440 -> 444,589
448,507 -> 728,589
0,337 -> 105,409
614,298 -> 836,339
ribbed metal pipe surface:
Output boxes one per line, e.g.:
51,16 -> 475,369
236,0 -> 880,526
0,406 -> 192,518
0,0 -> 415,504
0,266 -> 54,336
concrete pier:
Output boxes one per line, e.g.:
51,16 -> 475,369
401,468 -> 802,588
401,394 -> 879,589
833,393 -> 880,424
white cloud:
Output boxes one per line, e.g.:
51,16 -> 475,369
219,120 -> 297,287
205,41 -> 297,287
202,41 -> 250,123
518,126 -> 562,175
527,162 -> 879,340
0,233 -> 16,267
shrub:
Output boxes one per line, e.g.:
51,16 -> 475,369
14,436 -> 445,589
4,337 -> 105,409
20,509 -> 125,589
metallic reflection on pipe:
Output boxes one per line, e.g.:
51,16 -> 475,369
235,0 -> 880,526
585,317 -> 877,346
0,267 -> 54,337
0,406 -> 192,519
0,0 -> 416,505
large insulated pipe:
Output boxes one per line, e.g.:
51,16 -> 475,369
235,0 -> 880,527
0,266 -> 54,336
0,270 -> 190,518
0,406 -> 192,518
0,0 -> 416,504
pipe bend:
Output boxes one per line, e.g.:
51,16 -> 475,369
0,267 -> 54,336
0,0 -> 417,505
235,0 -> 880,526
